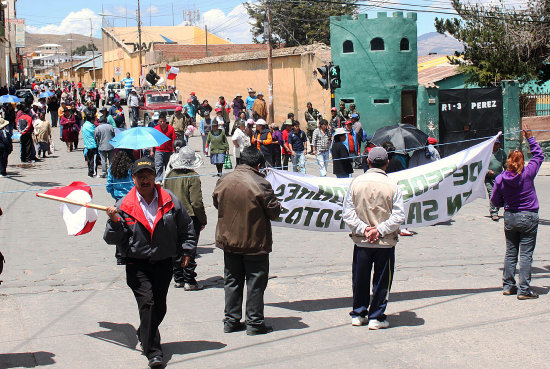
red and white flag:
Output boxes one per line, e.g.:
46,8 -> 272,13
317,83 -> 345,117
166,65 -> 179,80
44,182 -> 98,236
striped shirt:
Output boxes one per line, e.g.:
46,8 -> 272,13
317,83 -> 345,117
121,77 -> 134,90
312,127 -> 331,152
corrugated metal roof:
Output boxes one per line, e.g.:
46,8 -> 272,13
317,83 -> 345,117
74,55 -> 103,71
418,54 -> 461,87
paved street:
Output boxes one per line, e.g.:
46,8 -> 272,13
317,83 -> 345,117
1,129 -> 550,369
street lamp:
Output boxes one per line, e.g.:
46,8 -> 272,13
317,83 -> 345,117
99,5 -> 143,86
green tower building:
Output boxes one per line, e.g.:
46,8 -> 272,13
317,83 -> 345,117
330,12 -> 418,134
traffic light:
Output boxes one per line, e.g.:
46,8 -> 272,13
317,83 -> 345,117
317,65 -> 329,90
329,65 -> 341,89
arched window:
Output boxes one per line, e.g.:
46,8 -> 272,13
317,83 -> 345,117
343,40 -> 354,53
400,38 -> 410,51
370,37 -> 384,51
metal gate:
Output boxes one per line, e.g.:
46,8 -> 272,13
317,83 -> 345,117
438,87 -> 503,157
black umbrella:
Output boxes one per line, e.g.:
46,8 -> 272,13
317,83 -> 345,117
371,124 -> 429,151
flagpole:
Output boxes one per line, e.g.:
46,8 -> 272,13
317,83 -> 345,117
36,193 -> 110,212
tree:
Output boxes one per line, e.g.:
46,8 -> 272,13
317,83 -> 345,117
245,0 -> 359,47
72,43 -> 98,56
435,0 -> 550,88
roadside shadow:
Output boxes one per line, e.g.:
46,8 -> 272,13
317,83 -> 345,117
29,181 -> 62,187
538,218 -> 550,226
201,275 -> 224,289
531,286 -> 550,295
85,321 -> 138,350
433,220 -> 455,226
266,286 -> 501,312
163,340 -> 226,365
499,265 -> 550,274
0,351 -> 55,368
196,247 -> 214,256
265,316 -> 309,331
387,311 -> 425,328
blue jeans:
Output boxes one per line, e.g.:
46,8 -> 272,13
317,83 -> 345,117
292,150 -> 306,174
336,173 -> 352,178
350,245 -> 395,321
316,151 -> 329,177
131,106 -> 139,126
154,151 -> 172,183
503,211 -> 539,294
485,178 -> 499,216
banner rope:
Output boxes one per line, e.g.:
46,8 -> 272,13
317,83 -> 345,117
0,129 -> 541,196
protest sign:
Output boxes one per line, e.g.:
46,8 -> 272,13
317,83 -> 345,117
265,134 -> 499,232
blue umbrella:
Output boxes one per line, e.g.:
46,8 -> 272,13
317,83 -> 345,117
39,91 -> 55,98
0,95 -> 21,103
110,126 -> 170,150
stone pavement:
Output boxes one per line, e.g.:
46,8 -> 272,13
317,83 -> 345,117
1,128 -> 549,369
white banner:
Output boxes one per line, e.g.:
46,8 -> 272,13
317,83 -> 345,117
265,134 -> 499,232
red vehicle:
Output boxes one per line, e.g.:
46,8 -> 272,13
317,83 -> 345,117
138,89 -> 181,126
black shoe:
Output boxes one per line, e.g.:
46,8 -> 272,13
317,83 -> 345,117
224,321 -> 246,333
246,324 -> 273,336
148,356 -> 163,367
517,291 -> 539,300
502,286 -> 517,295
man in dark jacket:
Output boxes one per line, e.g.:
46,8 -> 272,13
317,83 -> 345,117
104,157 -> 196,368
331,127 -> 354,178
212,146 -> 282,335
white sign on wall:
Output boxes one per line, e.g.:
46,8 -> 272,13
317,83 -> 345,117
114,66 -> 122,76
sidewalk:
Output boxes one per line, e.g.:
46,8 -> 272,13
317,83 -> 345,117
1,130 -> 549,368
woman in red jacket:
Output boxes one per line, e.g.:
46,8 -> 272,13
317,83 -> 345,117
60,108 -> 79,152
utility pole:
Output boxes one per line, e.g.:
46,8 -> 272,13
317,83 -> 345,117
266,0 -> 274,124
172,3 -> 175,26
137,0 -> 143,86
205,25 -> 208,57
90,19 -> 96,85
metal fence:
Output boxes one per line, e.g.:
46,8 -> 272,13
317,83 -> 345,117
520,93 -> 550,117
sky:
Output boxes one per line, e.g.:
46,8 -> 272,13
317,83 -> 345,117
16,0 -> 523,44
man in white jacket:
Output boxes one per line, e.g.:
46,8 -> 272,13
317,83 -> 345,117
343,147 -> 405,329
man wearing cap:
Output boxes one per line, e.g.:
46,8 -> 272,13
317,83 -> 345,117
245,89 -> 257,119
94,110 -> 116,178
338,101 -> 349,121
251,119 -> 273,166
348,103 -> 360,120
330,107 -> 342,131
408,137 -> 441,168
151,112 -> 177,183
104,157 -> 197,368
164,146 -> 207,291
343,147 -> 405,329
169,106 -> 187,143
128,89 -> 140,127
305,102 -> 321,154
252,92 -> 267,120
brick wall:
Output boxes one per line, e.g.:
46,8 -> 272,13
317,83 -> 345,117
154,44 -> 267,63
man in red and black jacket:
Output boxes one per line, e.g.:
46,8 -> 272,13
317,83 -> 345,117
150,112 -> 176,183
104,157 -> 196,368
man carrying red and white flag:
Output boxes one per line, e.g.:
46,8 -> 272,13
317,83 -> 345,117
166,65 -> 179,80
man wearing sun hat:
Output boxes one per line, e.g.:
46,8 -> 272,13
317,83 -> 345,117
252,92 -> 267,120
343,146 -> 405,330
164,146 -> 207,291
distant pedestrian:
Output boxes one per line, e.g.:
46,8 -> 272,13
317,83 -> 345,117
47,96 -> 60,128
151,112 -> 176,183
206,120 -> 229,176
213,146 -> 282,335
288,121 -> 307,174
231,93 -> 245,121
409,137 -> 440,168
491,126 -> 543,300
251,119 -> 273,167
82,111 -> 99,178
0,119 -> 13,177
106,149 -> 134,202
121,72 -> 134,98
485,137 -> 506,221
343,147 -> 405,329
270,123 -> 283,169
312,119 -> 331,176
128,89 -> 140,127
94,110 -> 115,178
281,120 -> 292,170
245,89 -> 256,119
232,119 -> 250,165
252,92 -> 267,120
331,128 -> 353,178
199,113 -> 212,155
305,102 -> 321,154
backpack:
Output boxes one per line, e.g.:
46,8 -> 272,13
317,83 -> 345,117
18,117 -> 28,132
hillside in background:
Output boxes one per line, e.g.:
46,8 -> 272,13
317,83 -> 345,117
22,32 -> 102,54
418,32 -> 463,56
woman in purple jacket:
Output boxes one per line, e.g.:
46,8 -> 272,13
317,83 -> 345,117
491,125 -> 543,300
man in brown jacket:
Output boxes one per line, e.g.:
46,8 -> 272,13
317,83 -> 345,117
212,146 -> 281,335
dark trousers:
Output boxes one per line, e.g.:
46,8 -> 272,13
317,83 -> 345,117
20,132 -> 33,163
503,211 -> 539,294
262,150 -> 273,167
173,216 -> 202,284
350,245 -> 395,321
86,148 -> 99,177
224,252 -> 269,327
0,151 -> 8,175
272,150 -> 281,169
282,153 -> 291,170
50,111 -> 58,127
131,106 -> 139,127
126,258 -> 173,359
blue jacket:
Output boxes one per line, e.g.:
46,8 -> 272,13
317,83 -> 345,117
82,121 -> 97,149
106,169 -> 134,201
184,103 -> 195,118
341,129 -> 359,155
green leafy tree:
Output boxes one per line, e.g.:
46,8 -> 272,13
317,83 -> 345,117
435,0 -> 550,87
72,43 -> 98,56
245,0 -> 359,47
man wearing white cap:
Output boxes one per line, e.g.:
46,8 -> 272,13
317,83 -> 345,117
343,146 -> 405,330
251,119 -> 273,166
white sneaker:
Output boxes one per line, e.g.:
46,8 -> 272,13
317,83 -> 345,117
368,319 -> 389,330
351,316 -> 366,326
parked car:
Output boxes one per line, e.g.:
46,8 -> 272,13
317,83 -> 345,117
15,89 -> 35,106
104,82 -> 127,105
139,89 -> 181,126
